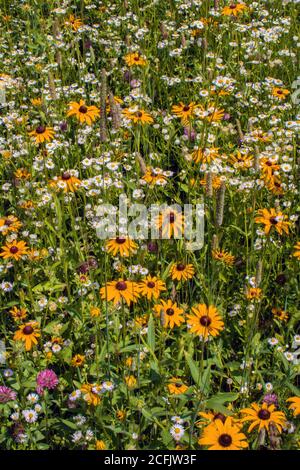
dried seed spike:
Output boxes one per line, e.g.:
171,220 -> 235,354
109,91 -> 121,130
248,120 -> 260,171
215,181 -> 226,227
269,423 -> 281,450
100,69 -> 107,142
212,234 -> 219,250
125,35 -> 131,47
255,259 -> 263,287
170,283 -> 176,302
52,18 -> 62,67
206,172 -> 213,198
235,119 -> 244,141
52,18 -> 60,39
136,153 -> 147,175
160,23 -> 168,39
48,72 -> 57,100
214,0 -> 219,9
257,428 -> 266,448
160,309 -> 166,327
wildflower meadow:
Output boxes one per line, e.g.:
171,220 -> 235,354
0,0 -> 300,452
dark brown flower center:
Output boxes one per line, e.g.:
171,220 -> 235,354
10,246 -> 19,254
183,106 -> 190,112
258,409 -> 271,420
36,126 -> 46,134
166,308 -> 175,316
134,56 -> 140,61
62,172 -> 71,180
270,217 -> 278,225
116,237 -> 126,244
116,281 -> 127,291
176,263 -> 186,271
213,413 -> 226,423
4,219 -> 13,226
266,161 -> 272,166
135,111 -> 143,118
175,382 -> 183,388
147,281 -> 155,288
218,433 -> 232,447
169,212 -> 175,223
230,4 -> 236,9
200,315 -> 211,327
23,325 -> 34,335
79,105 -> 88,113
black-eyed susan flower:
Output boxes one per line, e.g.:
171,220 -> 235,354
124,375 -> 137,389
95,440 -> 107,450
167,377 -> 188,395
14,168 -> 31,180
100,279 -> 140,306
172,102 -> 198,125
245,287 -> 262,300
49,172 -> 81,192
122,108 -> 154,124
197,103 -> 225,123
293,242 -> 300,259
170,263 -> 195,281
28,125 -> 55,144
240,402 -> 286,433
255,208 -> 290,235
259,157 -> 280,182
90,306 -> 101,318
64,14 -> 83,31
272,87 -> 290,100
222,3 -> 247,17
9,306 -> 27,321
197,410 -> 228,426
116,409 -> 126,421
81,383 -> 101,406
230,151 -> 253,170
30,97 -> 43,107
138,275 -> 166,300
67,99 -> 100,124
0,240 -> 28,261
198,417 -> 248,450
192,147 -> 220,164
13,322 -> 40,351
105,237 -> 137,257
272,307 -> 289,322
199,174 -> 222,190
157,208 -> 185,238
286,397 -> 300,417
0,215 -> 22,235
71,354 -> 85,367
266,177 -> 284,196
142,167 -> 167,186
212,250 -> 235,266
186,304 -> 224,339
153,299 -> 185,329
124,52 -> 147,67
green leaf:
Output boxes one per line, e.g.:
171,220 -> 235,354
147,314 -> 155,352
185,352 -> 201,385
286,382 -> 300,397
61,419 -> 78,430
206,392 -> 239,407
